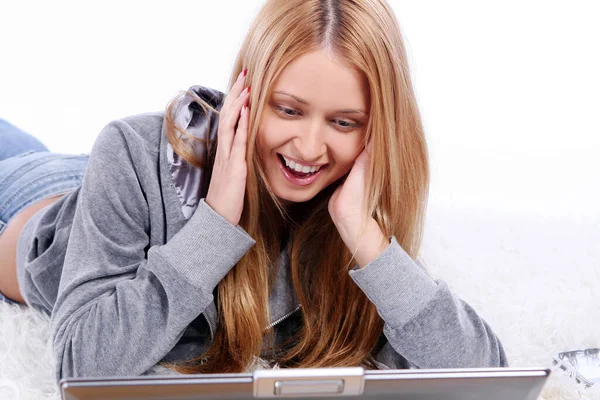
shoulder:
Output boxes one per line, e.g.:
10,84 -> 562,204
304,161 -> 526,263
96,85 -> 225,153
89,85 -> 224,179
93,112 -> 165,158
121,111 -> 165,141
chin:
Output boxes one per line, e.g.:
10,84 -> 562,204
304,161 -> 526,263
272,186 -> 320,204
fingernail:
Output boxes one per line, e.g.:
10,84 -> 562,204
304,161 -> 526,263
247,85 -> 251,93
243,68 -> 248,77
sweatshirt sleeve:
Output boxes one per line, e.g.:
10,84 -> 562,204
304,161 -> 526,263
50,120 -> 255,380
348,236 -> 508,368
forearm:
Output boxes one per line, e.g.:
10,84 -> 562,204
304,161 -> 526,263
349,237 -> 508,368
52,200 -> 256,379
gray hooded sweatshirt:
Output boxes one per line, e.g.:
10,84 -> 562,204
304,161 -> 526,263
16,86 -> 507,382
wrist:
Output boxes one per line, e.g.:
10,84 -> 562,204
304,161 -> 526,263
204,195 -> 239,226
340,218 -> 389,268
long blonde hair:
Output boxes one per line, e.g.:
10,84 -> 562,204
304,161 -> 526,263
163,0 -> 429,373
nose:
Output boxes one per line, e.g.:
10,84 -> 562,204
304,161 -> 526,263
292,120 -> 327,163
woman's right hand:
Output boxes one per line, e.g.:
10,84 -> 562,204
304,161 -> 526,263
205,69 -> 251,226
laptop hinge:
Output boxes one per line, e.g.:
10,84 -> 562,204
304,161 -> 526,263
253,367 -> 365,398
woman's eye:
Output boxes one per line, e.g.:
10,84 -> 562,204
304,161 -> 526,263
275,106 -> 299,117
333,119 -> 358,129
275,105 -> 359,130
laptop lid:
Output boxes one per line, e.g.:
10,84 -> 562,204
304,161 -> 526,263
60,367 -> 549,400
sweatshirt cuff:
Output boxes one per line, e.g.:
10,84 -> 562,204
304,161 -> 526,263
158,199 -> 255,293
348,236 -> 437,328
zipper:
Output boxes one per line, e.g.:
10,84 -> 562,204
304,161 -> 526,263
202,304 -> 302,342
264,305 -> 302,331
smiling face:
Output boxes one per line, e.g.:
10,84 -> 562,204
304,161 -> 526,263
256,48 -> 370,204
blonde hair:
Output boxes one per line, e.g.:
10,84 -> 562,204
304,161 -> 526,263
163,0 -> 429,373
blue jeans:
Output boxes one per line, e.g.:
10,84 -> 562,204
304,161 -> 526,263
0,119 -> 88,305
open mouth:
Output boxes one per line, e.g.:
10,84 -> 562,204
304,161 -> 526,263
277,154 -> 326,178
276,153 -> 328,187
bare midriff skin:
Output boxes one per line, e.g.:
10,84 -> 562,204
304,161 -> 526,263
0,193 -> 65,304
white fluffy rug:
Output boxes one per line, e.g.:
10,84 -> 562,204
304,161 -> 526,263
1,204 -> 599,400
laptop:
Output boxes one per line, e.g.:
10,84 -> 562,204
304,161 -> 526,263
60,367 -> 549,400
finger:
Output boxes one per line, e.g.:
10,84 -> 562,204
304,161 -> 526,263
353,148 -> 369,168
230,104 -> 249,161
221,69 -> 247,117
328,184 -> 347,221
218,86 -> 250,155
344,151 -> 368,192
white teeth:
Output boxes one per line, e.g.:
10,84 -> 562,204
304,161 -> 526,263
293,164 -> 304,173
281,155 -> 322,174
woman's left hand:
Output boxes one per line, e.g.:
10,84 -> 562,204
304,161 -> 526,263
328,147 -> 390,268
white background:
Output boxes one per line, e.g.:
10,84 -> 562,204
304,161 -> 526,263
1,0 -> 598,220
0,5 -> 598,396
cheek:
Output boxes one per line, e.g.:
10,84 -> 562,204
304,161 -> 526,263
331,137 -> 363,170
256,119 -> 274,160
257,116 -> 288,154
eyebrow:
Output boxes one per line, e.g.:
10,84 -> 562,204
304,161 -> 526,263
273,90 -> 367,115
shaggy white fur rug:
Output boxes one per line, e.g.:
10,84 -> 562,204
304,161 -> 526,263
1,204 -> 599,400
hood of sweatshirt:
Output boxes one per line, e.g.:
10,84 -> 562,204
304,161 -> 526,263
167,85 -> 224,219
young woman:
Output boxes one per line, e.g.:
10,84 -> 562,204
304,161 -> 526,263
0,0 -> 507,380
